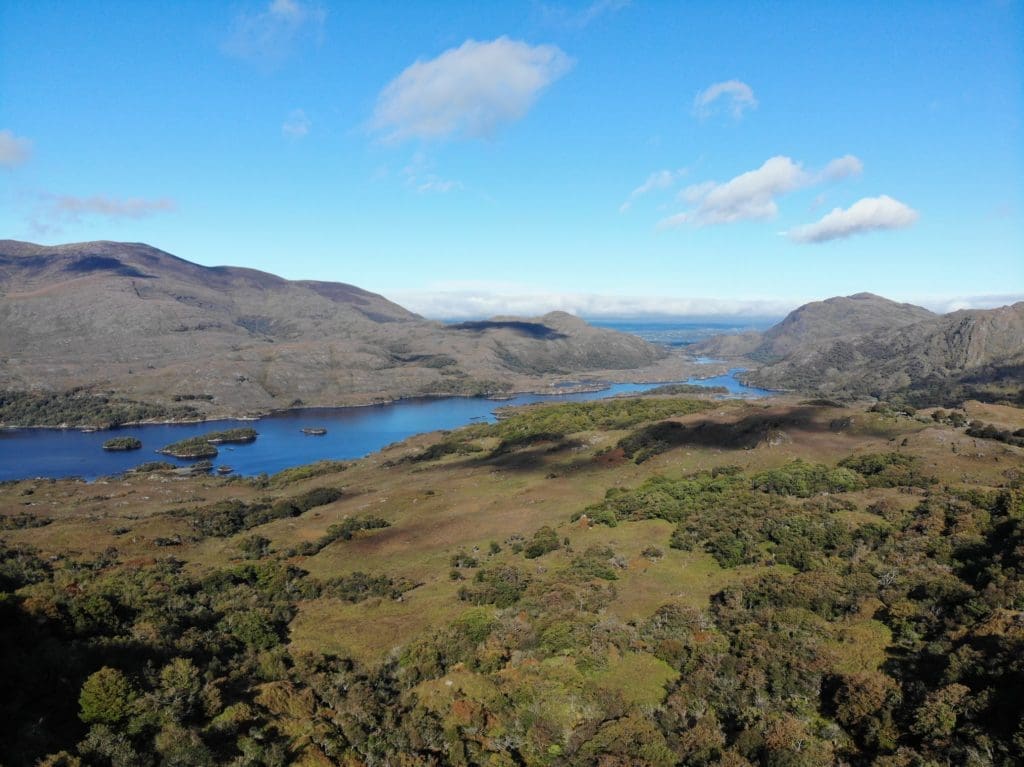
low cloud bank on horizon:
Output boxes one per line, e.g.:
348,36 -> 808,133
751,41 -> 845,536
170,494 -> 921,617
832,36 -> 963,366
389,289 -> 1023,321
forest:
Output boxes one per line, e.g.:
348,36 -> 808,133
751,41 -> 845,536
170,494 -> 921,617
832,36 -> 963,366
1,395 -> 1021,766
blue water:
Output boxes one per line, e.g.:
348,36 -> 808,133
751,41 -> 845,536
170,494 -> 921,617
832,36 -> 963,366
686,368 -> 773,398
0,373 -> 767,482
591,319 -> 776,348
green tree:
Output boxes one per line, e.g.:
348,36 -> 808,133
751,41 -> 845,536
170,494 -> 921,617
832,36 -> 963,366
158,658 -> 203,722
79,667 -> 134,726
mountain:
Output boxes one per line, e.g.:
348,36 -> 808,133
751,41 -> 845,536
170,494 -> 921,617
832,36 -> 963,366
0,240 -> 673,419
697,293 -> 1024,403
697,293 -> 936,362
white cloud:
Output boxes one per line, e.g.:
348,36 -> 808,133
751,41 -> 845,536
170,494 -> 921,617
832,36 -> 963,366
693,80 -> 757,120
661,156 -> 809,228
0,130 -> 32,168
819,154 -> 863,182
282,109 -> 310,138
31,195 -> 176,233
619,168 -> 685,212
223,0 -> 325,65
540,0 -> 631,28
659,154 -> 864,229
787,195 -> 918,243
371,37 -> 573,142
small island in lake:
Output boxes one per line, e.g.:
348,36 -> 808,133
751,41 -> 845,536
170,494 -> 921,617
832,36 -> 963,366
101,436 -> 142,451
157,428 -> 257,459
204,427 -> 258,444
157,436 -> 219,459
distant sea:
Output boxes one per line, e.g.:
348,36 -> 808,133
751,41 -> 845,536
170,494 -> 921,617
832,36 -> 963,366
589,318 -> 778,348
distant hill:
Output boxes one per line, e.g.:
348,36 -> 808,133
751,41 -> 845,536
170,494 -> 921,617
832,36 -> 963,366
698,293 -> 936,361
697,293 -> 1024,404
0,240 -> 672,420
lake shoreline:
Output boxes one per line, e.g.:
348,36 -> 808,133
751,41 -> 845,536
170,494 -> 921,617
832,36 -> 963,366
0,369 -> 739,432
0,338 -> 765,483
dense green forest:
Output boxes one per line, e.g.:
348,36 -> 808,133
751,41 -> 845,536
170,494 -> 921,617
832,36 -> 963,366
1,396 -> 1022,766
0,389 -> 200,428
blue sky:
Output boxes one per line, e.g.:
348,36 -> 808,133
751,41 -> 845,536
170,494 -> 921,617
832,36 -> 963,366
1,0 -> 1021,318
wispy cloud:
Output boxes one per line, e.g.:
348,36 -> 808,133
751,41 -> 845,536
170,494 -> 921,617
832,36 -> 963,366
787,195 -> 918,243
222,0 -> 326,65
540,0 -> 631,28
619,168 -> 686,212
0,130 -> 33,168
401,152 -> 462,194
658,154 -> 862,229
415,178 -> 462,194
282,108 -> 311,138
371,37 -> 573,142
30,194 -> 176,233
693,80 -> 757,120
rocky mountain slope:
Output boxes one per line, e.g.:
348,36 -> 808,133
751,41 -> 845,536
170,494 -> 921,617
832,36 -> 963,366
0,241 -> 678,418
697,293 -> 936,361
697,293 -> 1024,402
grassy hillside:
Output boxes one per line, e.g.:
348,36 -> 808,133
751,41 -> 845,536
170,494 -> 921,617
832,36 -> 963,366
1,395 -> 1022,765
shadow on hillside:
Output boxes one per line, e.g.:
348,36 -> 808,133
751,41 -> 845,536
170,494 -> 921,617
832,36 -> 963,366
483,406 -> 832,472
622,406 -> 828,452
409,405 -> 837,476
448,320 -> 568,340
65,255 -> 155,279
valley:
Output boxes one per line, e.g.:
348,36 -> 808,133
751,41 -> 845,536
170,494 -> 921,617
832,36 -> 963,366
2,392 -> 1021,765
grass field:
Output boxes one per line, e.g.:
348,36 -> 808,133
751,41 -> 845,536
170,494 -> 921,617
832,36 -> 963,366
3,394 -> 1022,765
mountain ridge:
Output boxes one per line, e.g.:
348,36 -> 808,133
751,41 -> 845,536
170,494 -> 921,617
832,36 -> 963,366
0,240 -> 685,421
696,293 -> 1023,403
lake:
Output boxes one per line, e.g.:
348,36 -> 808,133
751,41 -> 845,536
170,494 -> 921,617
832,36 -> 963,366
0,369 -> 769,482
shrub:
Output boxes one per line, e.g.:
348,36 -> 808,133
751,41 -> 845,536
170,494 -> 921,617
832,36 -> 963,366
568,545 -> 620,580
183,487 -> 343,538
321,571 -> 415,602
292,516 -> 390,555
263,460 -> 347,488
751,459 -> 866,497
458,566 -> 530,607
524,526 -> 561,558
838,452 -> 934,487
450,551 -> 479,568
